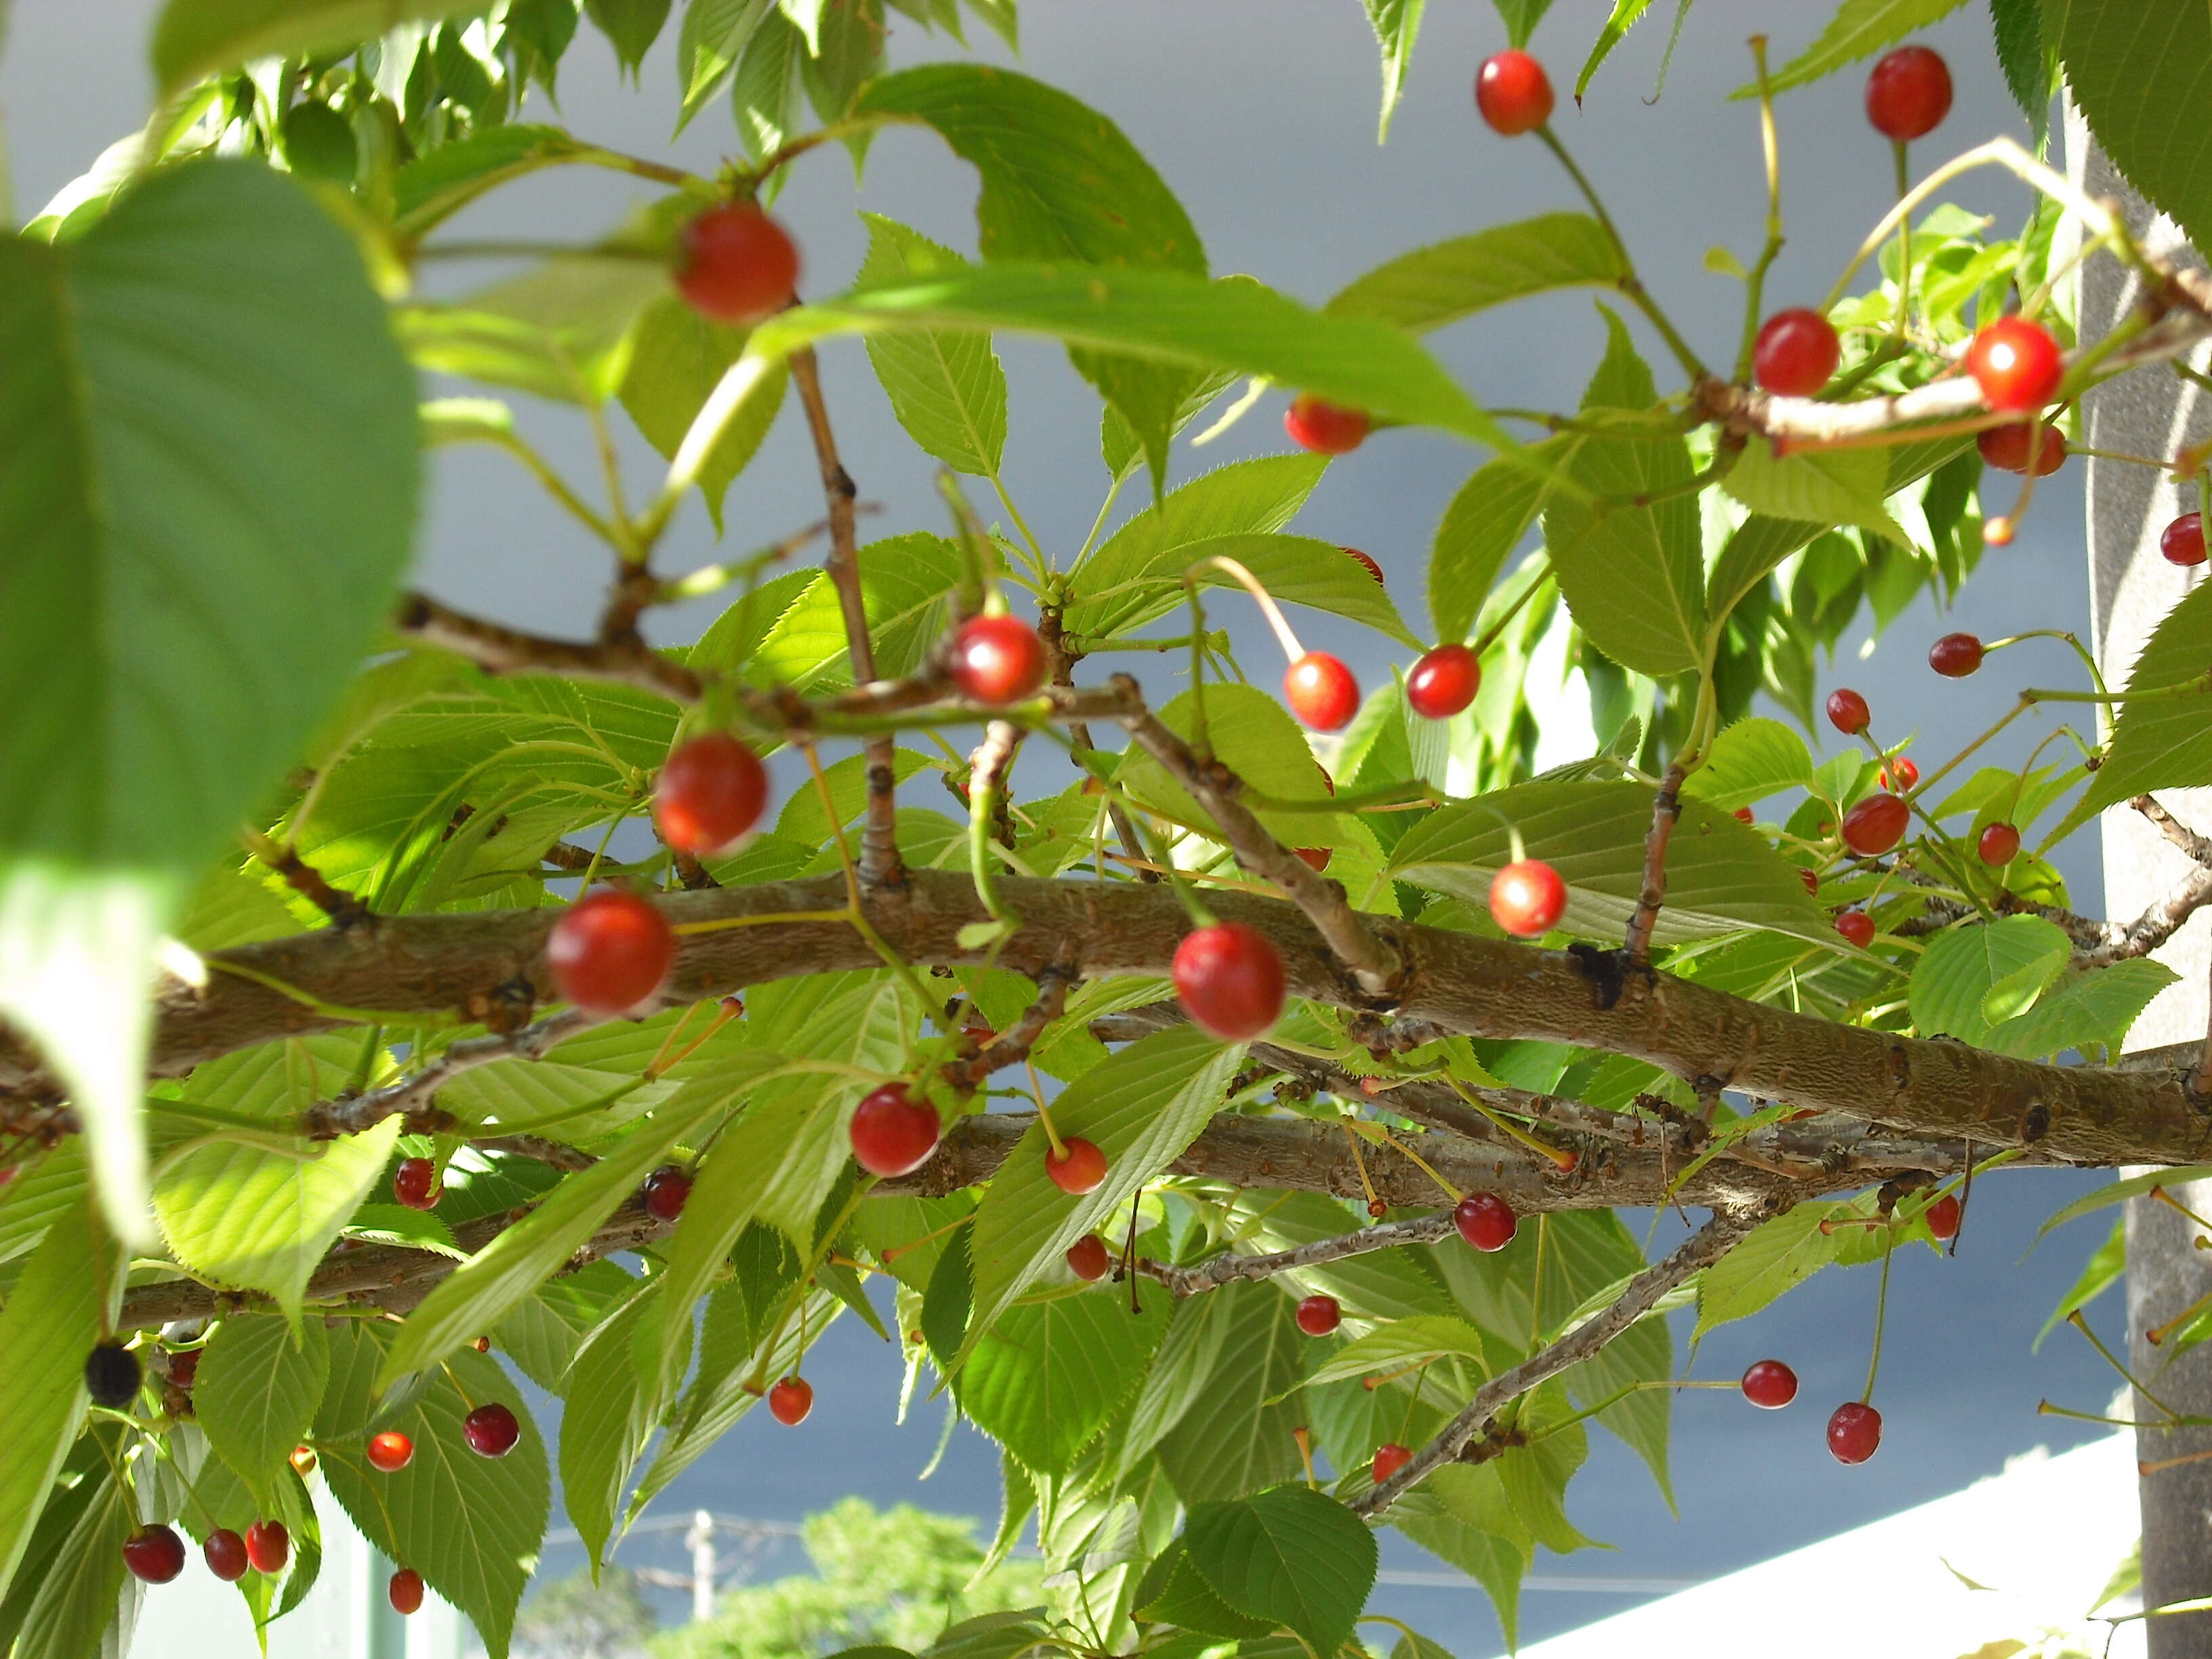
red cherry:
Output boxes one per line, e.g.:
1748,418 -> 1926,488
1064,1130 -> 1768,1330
203,1529 -> 249,1582
1827,1400 -> 1883,1464
1475,50 -> 1555,135
1284,652 -> 1360,732
123,1525 -> 186,1584
1967,317 -> 2064,413
1835,910 -> 1875,949
674,202 -> 798,323
1800,868 -> 1819,895
1882,757 -> 1919,793
1753,310 -> 1842,398
547,889 -> 675,1017
168,1349 -> 199,1389
1741,1359 -> 1799,1410
949,615 -> 1048,705
1371,1442 -> 1413,1484
641,1166 -> 692,1221
1046,1137 -> 1108,1195
1345,548 -> 1385,584
2163,512 -> 2206,567
1066,1235 -> 1111,1282
1978,821 -> 2021,866
1977,421 -> 2067,476
245,1520 -> 289,1575
1841,793 -> 1910,857
392,1156 -> 439,1212
1454,1192 -> 1517,1252
849,1084 -> 941,1178
654,733 -> 769,857
1929,633 -> 1984,677
1284,395 -> 1369,455
1825,688 -> 1870,735
367,1430 -> 415,1473
768,1376 -> 813,1425
1926,1193 -> 1962,1240
1172,921 -> 1286,1042
1406,644 -> 1481,720
390,1568 -> 426,1615
463,1402 -> 520,1458
1864,45 -> 1952,140
1734,807 -> 1755,824
1294,846 -> 1332,872
1489,859 -> 1566,938
1295,1294 -> 1342,1337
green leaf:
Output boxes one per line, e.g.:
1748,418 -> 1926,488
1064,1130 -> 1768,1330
677,0 -> 777,127
2036,1215 -> 2125,1350
732,9 -> 806,164
1136,1541 -> 1275,1637
1742,0 -> 1973,97
2035,1166 -> 2212,1243
1429,438 -> 1578,642
856,213 -> 1008,477
1488,0 -> 1555,47
7,1450 -> 131,1659
391,124 -> 590,243
1576,0 -> 1658,98
1122,1292 -> 1238,1474
1388,779 -> 1831,944
0,1204 -> 100,1607
1392,1479 -> 1528,1648
1983,958 -> 2177,1061
1681,718 -> 1816,812
1183,1486 -> 1378,1657
1303,1316 -> 1490,1387
1361,0 -> 1429,141
752,537 -> 967,690
495,1261 -> 636,1393
1705,514 -> 1825,624
1908,916 -> 2071,1046
1326,216 -> 1624,333
1393,1631 -> 1462,1659
1542,308 -> 1705,677
399,241 -> 671,406
194,1315 -> 330,1504
1234,1191 -> 1460,1323
1694,1203 -> 1849,1338
1988,0 -> 2055,142
965,1025 -> 1244,1347
619,295 -> 788,525
152,0 -> 498,94
323,1330 -> 549,1659
2053,1 -> 2212,253
558,1278 -> 663,1568
1723,437 -> 1906,543
1155,1282 -> 1308,1504
587,0 -> 672,70
2053,583 -> 2212,838
379,1061 -> 761,1389
0,160 -> 417,1240
960,1292 -> 1168,1475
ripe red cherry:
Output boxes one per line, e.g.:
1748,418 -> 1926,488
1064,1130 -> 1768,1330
2163,512 -> 2206,567
1841,792 -> 1910,857
768,1376 -> 813,1426
1929,633 -> 1984,677
1734,807 -> 1755,824
1294,846 -> 1332,872
1926,1193 -> 1962,1240
168,1349 -> 199,1389
1864,45 -> 1951,140
1475,50 -> 1555,135
1295,1294 -> 1342,1337
654,733 -> 769,856
1741,1359 -> 1799,1409
203,1528 -> 249,1582
1406,644 -> 1480,720
1835,911 -> 1875,949
547,889 -> 675,1017
1827,1400 -> 1883,1464
1455,1192 -> 1517,1252
1882,757 -> 1919,794
642,1166 -> 692,1221
1066,1235 -> 1111,1282
463,1402 -> 520,1458
1371,1442 -> 1412,1484
1489,859 -> 1566,938
674,202 -> 798,323
1345,548 -> 1385,584
390,1568 -> 426,1615
123,1525 -> 186,1584
1825,688 -> 1870,735
849,1084 -> 941,1178
1977,421 -> 2067,476
1284,395 -> 1369,454
392,1156 -> 439,1212
1284,651 -> 1360,732
367,1430 -> 415,1473
1046,1137 -> 1108,1195
245,1520 -> 289,1575
949,615 -> 1048,705
1978,821 -> 2021,866
1753,310 -> 1842,397
1172,921 -> 1286,1042
1967,316 -> 2064,413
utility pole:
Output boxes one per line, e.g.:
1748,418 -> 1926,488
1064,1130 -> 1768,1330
684,1511 -> 718,1624
2074,107 -> 2212,1656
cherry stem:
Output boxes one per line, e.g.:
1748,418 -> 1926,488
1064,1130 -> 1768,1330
1029,1063 -> 1070,1162
1339,1122 -> 1384,1214
2152,1183 -> 2212,1233
1889,138 -> 1914,347
1441,1079 -> 1576,1172
877,1210 -> 975,1265
1190,555 -> 1305,661
1860,1243 -> 1892,1405
1730,36 -> 1784,386
1534,126 -> 1706,384
2070,1309 -> 2184,1420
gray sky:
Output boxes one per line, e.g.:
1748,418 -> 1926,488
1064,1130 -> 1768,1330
1,3 -> 2133,1652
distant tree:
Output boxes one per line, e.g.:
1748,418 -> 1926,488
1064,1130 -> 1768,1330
515,1566 -> 657,1659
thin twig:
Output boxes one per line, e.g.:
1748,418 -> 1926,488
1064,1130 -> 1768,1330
1622,762 -> 1687,968
943,969 -> 1077,1090
396,590 -> 703,703
1136,1214 -> 1456,1295
300,1011 -> 592,1139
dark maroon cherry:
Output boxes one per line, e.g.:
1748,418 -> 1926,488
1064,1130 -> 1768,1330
85,1343 -> 140,1408
1455,1192 -> 1517,1252
1345,548 -> 1385,584
390,1568 -> 426,1615
1929,633 -> 1984,677
1295,1294 -> 1342,1337
1841,793 -> 1910,857
203,1529 -> 249,1582
392,1156 -> 439,1212
463,1402 -> 520,1458
1741,1359 -> 1798,1409
2163,512 -> 2205,567
1066,1235 -> 1111,1282
123,1525 -> 186,1584
642,1166 -> 692,1221
1826,688 -> 1870,735
1827,1400 -> 1883,1464
1977,420 -> 2066,476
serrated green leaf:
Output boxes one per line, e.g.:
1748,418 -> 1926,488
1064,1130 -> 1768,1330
1429,438 -> 1579,643
1576,0 -> 1658,98
495,1261 -> 636,1394
620,295 -> 789,525
1361,0 -> 1429,141
1681,717 -> 1816,812
2036,1214 -> 2125,1349
1303,1316 -> 1490,1387
2052,2 -> 2212,253
1908,916 -> 2071,1046
587,0 -> 673,69
7,1448 -> 130,1659
195,1315 -> 330,1504
2052,582 -> 2212,839
1989,0 -> 2055,142
0,1204 -> 101,1607
152,0 -> 497,94
1136,1540 -> 1275,1637
1705,514 -> 1825,623
960,1292 -> 1168,1475
1723,436 -> 1906,543
390,124 -> 590,243
1327,216 -> 1624,333
558,1277 -> 663,1568
1984,958 -> 2177,1061
1742,0 -> 1973,97
678,0 -> 776,126
1235,1190 -> 1460,1323
1694,1203 -> 1849,1337
1183,1486 -> 1378,1657
1155,1282 -> 1307,1504
856,214 -> 1008,476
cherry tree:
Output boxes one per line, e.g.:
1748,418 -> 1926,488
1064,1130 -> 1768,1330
1,1 -> 2209,1655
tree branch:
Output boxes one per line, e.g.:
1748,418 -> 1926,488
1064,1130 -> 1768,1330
1622,763 -> 1686,968
300,1011 -> 594,1139
395,590 -> 703,703
1136,1214 -> 1456,1296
